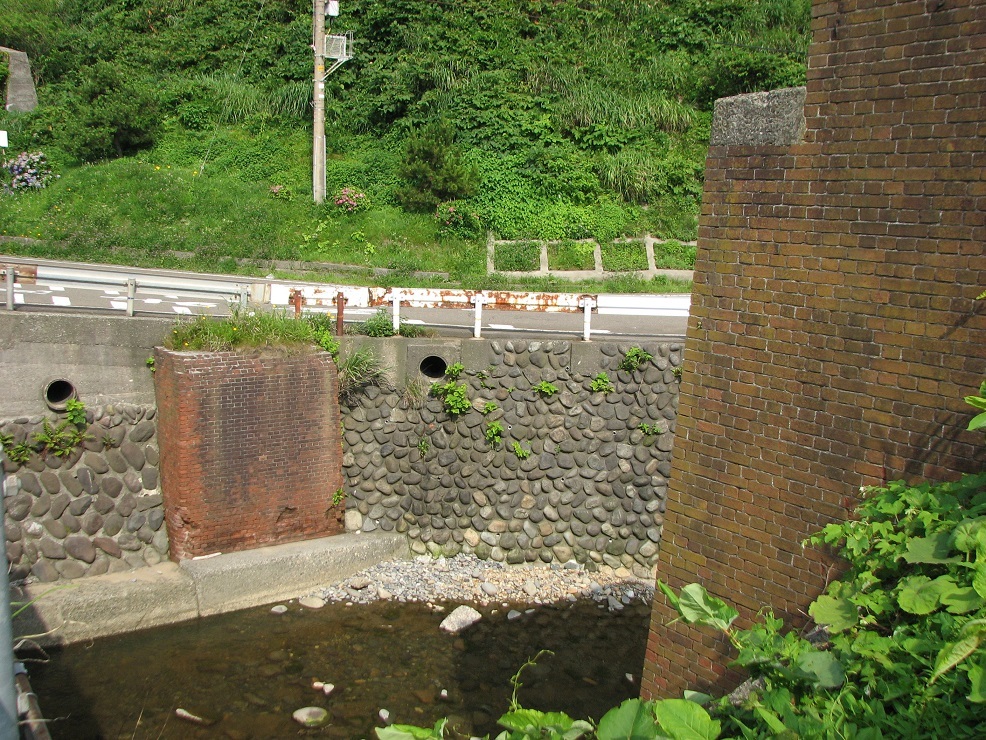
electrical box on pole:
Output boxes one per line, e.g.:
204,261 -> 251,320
312,1 -> 352,203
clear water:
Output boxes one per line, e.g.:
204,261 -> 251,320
28,598 -> 651,739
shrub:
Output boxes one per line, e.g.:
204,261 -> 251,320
430,381 -> 470,416
619,347 -> 653,372
434,200 -> 483,239
338,347 -> 390,406
1,151 -> 55,193
601,242 -> 648,272
495,241 -> 541,272
590,372 -> 614,393
484,420 -> 504,448
547,240 -> 595,271
397,122 -> 478,213
654,239 -> 697,269
333,186 -> 370,214
60,62 -> 161,161
532,380 -> 558,397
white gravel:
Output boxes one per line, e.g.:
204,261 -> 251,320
311,553 -> 655,612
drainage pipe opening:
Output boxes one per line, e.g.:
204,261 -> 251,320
43,379 -> 77,412
419,356 -> 448,379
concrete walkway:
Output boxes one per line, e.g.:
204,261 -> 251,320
11,532 -> 409,646
0,47 -> 38,113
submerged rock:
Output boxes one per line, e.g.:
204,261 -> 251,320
439,605 -> 482,633
292,706 -> 329,728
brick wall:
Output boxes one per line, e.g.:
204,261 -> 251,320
154,349 -> 344,559
641,0 -> 986,698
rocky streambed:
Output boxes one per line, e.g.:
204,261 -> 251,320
302,552 -> 656,613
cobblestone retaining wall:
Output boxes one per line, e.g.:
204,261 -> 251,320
1,404 -> 167,582
341,340 -> 681,575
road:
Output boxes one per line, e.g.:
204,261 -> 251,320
1,255 -> 689,340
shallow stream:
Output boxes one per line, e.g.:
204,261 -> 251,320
29,597 -> 651,739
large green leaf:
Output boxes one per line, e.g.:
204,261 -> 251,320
974,562 -> 986,598
674,584 -> 739,632
970,411 -> 986,431
897,575 -> 958,615
968,660 -> 986,703
498,710 -> 592,739
808,595 -> 858,633
902,532 -> 960,564
952,518 -> 986,553
930,635 -> 983,684
597,699 -> 661,740
376,719 -> 447,740
942,586 -> 986,614
652,699 -> 721,740
965,394 -> 986,411
796,650 -> 845,688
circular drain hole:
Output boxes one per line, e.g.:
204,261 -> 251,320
419,356 -> 448,379
43,379 -> 78,412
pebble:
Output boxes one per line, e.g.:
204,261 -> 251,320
293,707 -> 328,728
307,553 -> 654,612
299,596 -> 326,609
270,605 -> 288,615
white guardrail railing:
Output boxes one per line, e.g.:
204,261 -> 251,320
2,258 -> 690,340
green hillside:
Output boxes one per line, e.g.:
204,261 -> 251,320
0,0 -> 810,290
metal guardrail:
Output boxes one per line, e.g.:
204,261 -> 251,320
2,258 -> 690,339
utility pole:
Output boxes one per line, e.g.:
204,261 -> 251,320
312,0 -> 327,204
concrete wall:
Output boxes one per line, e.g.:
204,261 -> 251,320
154,349 -> 345,558
641,0 -> 986,699
0,312 -> 168,418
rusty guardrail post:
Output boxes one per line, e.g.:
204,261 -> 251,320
289,288 -> 304,317
335,292 -> 346,335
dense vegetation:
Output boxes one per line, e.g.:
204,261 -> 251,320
0,0 -> 810,289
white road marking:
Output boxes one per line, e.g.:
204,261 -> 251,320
143,298 -> 163,304
164,294 -> 179,299
591,329 -> 612,334
489,324 -> 516,330
172,306 -> 192,314
110,300 -> 128,310
104,289 -> 121,295
51,296 -> 72,306
403,319 -> 425,324
174,301 -> 217,308
14,293 -> 23,304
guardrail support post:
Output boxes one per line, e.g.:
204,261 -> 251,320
580,297 -> 595,341
391,290 -> 401,334
472,294 -> 485,338
4,267 -> 13,311
126,279 -> 136,317
335,292 -> 346,336
238,285 -> 248,310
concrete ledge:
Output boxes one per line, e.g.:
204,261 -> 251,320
181,532 -> 409,616
12,563 -> 198,646
11,532 -> 409,644
710,86 -> 807,147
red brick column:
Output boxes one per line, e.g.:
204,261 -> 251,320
154,349 -> 344,559
641,0 -> 986,698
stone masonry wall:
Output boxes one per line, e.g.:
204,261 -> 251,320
1,404 -> 167,582
342,340 -> 681,574
641,0 -> 986,699
154,349 -> 345,559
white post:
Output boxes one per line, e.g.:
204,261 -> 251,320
391,290 -> 401,334
580,297 -> 595,342
472,294 -> 485,338
4,267 -> 12,311
126,279 -> 136,317
238,285 -> 248,310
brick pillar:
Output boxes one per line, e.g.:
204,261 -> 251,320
641,0 -> 986,698
154,349 -> 344,559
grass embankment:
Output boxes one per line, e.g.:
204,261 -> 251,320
0,0 -> 811,294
